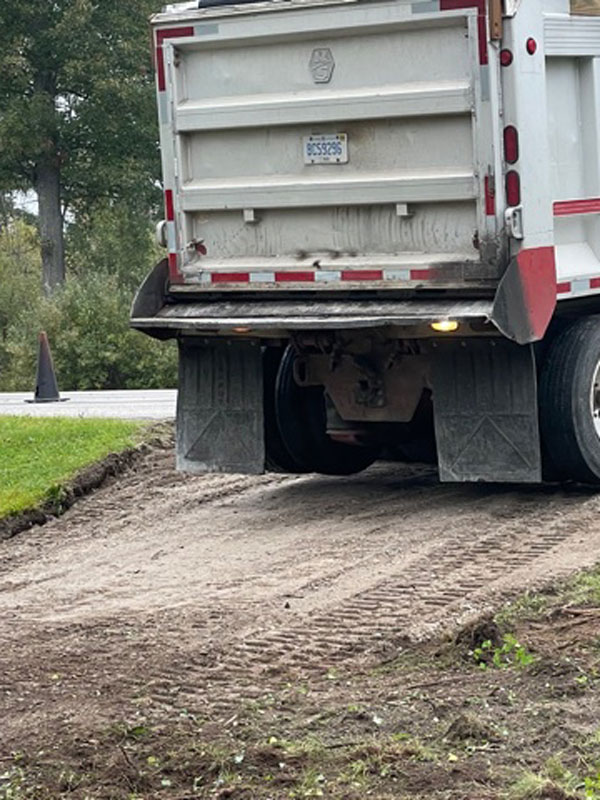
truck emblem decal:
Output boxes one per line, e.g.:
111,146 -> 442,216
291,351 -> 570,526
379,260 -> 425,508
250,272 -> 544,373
309,48 -> 335,84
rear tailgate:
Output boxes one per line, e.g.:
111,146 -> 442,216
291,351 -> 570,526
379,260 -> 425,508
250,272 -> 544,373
154,0 -> 501,293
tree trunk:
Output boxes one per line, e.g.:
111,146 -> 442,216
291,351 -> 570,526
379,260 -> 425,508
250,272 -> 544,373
35,162 -> 65,295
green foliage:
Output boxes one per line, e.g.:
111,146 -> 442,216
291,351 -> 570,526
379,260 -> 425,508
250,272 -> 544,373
496,591 -> 552,627
563,570 -> 600,609
585,768 -> 600,799
1,270 -> 177,391
66,203 -> 162,290
0,218 -> 41,373
0,213 -> 177,391
0,416 -> 143,517
472,633 -> 535,670
0,0 -> 161,214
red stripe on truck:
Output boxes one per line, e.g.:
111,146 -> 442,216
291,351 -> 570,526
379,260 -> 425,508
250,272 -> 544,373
340,270 -> 383,281
518,247 -> 557,337
156,47 -> 167,92
155,26 -> 195,91
410,269 -> 435,280
164,190 -> 175,221
211,272 -> 250,284
484,175 -> 495,216
440,0 -> 487,65
275,271 -> 315,282
554,198 -> 600,217
156,26 -> 195,44
168,253 -> 183,284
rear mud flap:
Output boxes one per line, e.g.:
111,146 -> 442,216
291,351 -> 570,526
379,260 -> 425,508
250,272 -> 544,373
432,340 -> 541,483
177,339 -> 265,474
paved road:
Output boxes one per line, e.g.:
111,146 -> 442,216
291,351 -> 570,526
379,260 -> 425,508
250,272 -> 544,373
0,389 -> 177,419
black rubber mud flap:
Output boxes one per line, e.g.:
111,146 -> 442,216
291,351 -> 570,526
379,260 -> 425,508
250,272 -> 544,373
177,339 -> 265,474
432,340 -> 541,483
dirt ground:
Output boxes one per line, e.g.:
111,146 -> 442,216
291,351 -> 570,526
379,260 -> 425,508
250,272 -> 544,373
2,437 -> 600,798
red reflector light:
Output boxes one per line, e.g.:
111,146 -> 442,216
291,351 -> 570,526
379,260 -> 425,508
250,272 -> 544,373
506,171 -> 521,206
164,189 -> 175,221
526,37 -> 537,55
484,175 -> 495,216
500,49 -> 513,67
504,126 -> 519,164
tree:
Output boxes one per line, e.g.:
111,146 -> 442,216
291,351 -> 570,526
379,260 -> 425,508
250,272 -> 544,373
0,0 -> 161,295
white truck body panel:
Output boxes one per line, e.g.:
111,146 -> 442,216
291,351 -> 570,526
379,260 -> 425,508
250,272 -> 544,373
544,6 -> 600,298
151,0 -> 600,307
153,0 -> 500,291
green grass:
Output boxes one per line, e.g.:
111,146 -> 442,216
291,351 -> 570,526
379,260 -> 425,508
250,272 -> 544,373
0,416 -> 144,518
497,567 -> 600,628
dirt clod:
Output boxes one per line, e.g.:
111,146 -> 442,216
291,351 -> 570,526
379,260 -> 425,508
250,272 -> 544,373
445,712 -> 496,743
453,613 -> 502,654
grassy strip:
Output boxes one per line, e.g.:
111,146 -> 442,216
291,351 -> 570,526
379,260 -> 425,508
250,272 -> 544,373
0,416 -> 144,518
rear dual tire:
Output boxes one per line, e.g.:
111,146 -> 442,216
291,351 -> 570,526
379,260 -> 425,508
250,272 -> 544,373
539,316 -> 600,484
264,345 -> 380,475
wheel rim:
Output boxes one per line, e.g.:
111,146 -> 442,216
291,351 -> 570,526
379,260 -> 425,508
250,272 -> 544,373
591,361 -> 600,439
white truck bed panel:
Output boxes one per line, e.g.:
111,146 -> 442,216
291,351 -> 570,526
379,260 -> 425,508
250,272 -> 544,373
153,0 -> 493,289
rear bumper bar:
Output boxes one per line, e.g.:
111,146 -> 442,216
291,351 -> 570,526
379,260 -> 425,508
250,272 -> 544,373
130,256 -> 556,344
132,298 -> 494,333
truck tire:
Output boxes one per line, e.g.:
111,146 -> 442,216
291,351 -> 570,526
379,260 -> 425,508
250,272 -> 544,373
539,316 -> 600,483
263,347 -> 308,473
275,345 -> 380,475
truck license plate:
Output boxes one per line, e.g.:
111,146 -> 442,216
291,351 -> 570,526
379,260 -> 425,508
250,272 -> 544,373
303,133 -> 348,164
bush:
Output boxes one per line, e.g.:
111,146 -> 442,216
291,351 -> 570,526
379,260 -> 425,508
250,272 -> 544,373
0,217 -> 42,380
0,209 -> 177,391
2,271 -> 177,391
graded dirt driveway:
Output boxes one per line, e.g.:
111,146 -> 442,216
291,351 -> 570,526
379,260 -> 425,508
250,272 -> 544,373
1,442 -> 600,753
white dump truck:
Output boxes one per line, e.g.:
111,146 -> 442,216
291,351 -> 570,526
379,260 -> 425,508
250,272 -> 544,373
131,0 -> 600,483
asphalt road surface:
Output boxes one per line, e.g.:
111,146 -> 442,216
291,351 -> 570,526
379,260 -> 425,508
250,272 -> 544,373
0,389 -> 176,419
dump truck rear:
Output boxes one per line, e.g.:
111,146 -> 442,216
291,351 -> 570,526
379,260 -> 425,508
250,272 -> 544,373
131,0 -> 600,483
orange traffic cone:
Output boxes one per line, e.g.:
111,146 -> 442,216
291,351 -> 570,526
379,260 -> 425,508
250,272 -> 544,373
30,332 -> 66,403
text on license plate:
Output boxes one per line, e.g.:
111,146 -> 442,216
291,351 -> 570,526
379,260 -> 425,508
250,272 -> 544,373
303,134 -> 348,165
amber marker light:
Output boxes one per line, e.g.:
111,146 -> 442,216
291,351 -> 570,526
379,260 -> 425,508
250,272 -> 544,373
232,327 -> 251,334
431,320 -> 459,333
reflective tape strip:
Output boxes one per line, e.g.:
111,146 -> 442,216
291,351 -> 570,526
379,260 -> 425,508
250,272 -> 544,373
155,26 -> 195,91
211,272 -> 250,284
275,271 -> 316,282
440,0 -> 487,65
315,271 -> 342,282
410,268 -> 437,280
557,277 -> 600,297
165,190 -> 175,221
156,26 -> 195,44
168,253 -> 183,283
385,268 -> 412,281
192,268 -> 450,285
166,222 -> 176,252
554,198 -> 600,217
341,269 -> 383,281
484,175 -> 495,216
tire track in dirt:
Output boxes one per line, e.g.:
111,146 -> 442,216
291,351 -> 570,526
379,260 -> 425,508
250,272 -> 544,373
2,445 -> 600,730
140,481 -> 600,714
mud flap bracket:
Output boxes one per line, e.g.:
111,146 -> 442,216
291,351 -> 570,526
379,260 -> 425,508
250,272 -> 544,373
432,340 -> 541,483
177,339 -> 265,474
